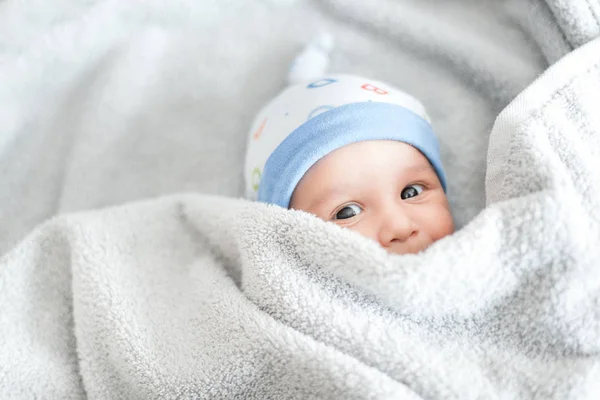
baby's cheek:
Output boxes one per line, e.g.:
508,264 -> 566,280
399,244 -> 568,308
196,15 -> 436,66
423,204 -> 455,240
347,222 -> 378,242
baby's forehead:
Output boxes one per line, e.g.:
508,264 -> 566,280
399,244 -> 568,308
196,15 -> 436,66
309,147 -> 436,186
316,140 -> 434,170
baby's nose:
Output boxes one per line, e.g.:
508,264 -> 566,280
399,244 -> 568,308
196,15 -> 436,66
377,208 -> 419,247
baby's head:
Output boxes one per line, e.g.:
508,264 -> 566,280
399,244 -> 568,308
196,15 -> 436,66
245,75 -> 454,254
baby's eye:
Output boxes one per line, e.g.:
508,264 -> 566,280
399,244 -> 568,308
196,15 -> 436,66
333,204 -> 362,220
401,184 -> 424,200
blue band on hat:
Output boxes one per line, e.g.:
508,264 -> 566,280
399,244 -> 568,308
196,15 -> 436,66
258,102 -> 447,208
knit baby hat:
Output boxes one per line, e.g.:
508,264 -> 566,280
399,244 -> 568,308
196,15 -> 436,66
244,74 -> 446,208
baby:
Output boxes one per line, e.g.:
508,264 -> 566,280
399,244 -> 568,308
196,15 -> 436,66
244,44 -> 454,254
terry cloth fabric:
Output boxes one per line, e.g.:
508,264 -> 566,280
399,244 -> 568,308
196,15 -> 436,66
244,74 -> 445,208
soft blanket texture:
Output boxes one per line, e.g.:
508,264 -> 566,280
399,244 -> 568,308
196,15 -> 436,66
1,0 -> 600,399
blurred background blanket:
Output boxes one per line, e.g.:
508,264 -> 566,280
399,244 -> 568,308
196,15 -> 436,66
1,0 -> 599,398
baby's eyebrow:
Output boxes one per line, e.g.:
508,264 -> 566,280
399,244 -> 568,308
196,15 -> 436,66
307,187 -> 346,211
403,163 -> 435,174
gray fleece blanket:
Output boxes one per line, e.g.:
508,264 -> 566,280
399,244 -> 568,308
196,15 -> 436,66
1,0 -> 600,399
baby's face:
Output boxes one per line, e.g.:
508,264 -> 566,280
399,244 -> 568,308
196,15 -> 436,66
290,140 -> 454,255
